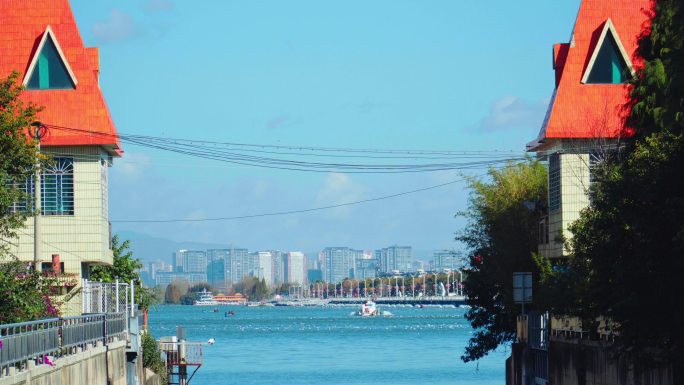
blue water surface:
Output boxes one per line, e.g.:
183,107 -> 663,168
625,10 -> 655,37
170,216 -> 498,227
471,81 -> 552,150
148,305 -> 506,385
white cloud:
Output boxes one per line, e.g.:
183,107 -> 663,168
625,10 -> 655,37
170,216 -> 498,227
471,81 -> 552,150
472,96 -> 549,132
92,9 -> 137,44
315,173 -> 366,218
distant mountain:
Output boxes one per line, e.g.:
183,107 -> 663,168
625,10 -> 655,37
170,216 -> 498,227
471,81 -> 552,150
115,231 -> 229,266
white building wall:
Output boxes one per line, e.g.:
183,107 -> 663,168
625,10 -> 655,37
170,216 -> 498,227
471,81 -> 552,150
256,251 -> 274,287
286,252 -> 306,285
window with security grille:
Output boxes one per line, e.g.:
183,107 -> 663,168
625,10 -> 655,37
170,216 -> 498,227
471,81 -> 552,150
548,154 -> 561,212
42,157 -> 74,215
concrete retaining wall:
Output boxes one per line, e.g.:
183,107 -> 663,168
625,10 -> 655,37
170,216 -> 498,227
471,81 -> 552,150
549,339 -> 674,385
0,340 -> 127,385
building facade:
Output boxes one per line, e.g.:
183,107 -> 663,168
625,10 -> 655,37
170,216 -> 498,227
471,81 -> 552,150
254,251 -> 274,287
0,0 -> 123,315
354,256 -> 377,279
284,251 -> 307,285
182,250 -> 207,274
321,247 -> 361,283
375,246 -> 412,273
229,248 -> 251,282
431,250 -> 460,271
155,272 -> 207,287
206,249 -> 228,286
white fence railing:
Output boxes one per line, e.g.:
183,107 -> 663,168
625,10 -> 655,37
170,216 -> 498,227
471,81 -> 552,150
81,279 -> 134,315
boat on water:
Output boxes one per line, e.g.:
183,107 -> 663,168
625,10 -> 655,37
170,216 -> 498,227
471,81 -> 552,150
194,289 -> 218,306
357,300 -> 380,317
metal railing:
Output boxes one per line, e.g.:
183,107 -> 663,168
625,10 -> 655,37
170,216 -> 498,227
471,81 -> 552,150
105,312 -> 127,342
0,312 -> 128,378
0,318 -> 60,376
61,314 -> 105,354
159,342 -> 203,366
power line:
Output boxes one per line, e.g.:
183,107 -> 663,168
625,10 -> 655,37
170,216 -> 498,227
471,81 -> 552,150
110,175 -> 474,223
45,124 -> 526,174
45,124 -> 521,156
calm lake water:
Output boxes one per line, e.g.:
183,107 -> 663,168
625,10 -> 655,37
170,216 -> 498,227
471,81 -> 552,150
148,305 -> 506,385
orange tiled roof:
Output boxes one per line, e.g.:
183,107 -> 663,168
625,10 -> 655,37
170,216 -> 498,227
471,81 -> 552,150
0,0 -> 121,155
528,0 -> 653,150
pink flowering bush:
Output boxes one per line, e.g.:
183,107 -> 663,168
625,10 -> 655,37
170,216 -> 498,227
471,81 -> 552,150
0,257 -> 61,324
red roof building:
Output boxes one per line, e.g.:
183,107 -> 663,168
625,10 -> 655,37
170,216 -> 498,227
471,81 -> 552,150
0,0 -> 121,154
529,0 -> 652,150
1,0 -> 122,315
529,0 -> 652,258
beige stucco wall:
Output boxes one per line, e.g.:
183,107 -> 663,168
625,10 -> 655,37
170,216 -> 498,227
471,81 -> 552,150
540,152 -> 591,258
4,146 -> 114,315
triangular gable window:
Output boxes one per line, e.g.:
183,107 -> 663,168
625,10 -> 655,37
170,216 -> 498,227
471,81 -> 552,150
25,27 -> 76,90
582,20 -> 634,84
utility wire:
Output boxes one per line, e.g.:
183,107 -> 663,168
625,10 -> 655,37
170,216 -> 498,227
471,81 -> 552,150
45,124 -> 526,174
46,124 -> 521,156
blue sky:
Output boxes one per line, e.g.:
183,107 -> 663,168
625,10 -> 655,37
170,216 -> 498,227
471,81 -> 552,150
70,0 -> 580,257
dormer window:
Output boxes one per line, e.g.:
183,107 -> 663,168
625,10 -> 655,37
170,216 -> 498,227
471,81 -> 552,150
586,34 -> 630,84
24,26 -> 77,90
582,19 -> 634,85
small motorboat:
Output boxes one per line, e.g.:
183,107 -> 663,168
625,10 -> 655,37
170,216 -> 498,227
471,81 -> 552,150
225,311 -> 235,317
207,338 -> 215,345
357,300 -> 380,317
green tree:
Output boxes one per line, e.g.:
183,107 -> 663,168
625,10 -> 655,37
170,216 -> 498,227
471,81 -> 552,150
0,72 -> 41,248
164,283 -> 182,304
90,235 -> 142,282
90,235 -> 159,310
558,0 -> 684,365
456,159 -> 548,362
141,330 -> 167,384
0,72 -> 58,323
233,277 -> 271,301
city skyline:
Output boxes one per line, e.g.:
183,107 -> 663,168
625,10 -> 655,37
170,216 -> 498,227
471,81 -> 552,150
143,244 -> 464,288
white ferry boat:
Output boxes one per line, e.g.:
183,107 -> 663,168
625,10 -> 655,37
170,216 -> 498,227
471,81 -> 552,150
357,300 -> 380,317
194,289 -> 218,306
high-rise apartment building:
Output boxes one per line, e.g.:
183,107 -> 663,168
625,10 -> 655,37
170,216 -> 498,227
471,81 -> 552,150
204,248 -> 252,285
354,256 -> 377,279
173,250 -> 186,273
431,250 -> 460,271
254,251 -> 274,287
321,247 -> 361,283
271,250 -> 285,286
183,250 -> 207,274
285,252 -> 307,285
375,246 -> 413,273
